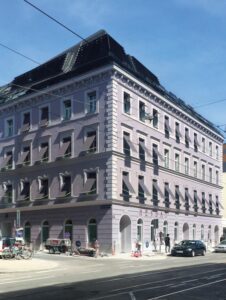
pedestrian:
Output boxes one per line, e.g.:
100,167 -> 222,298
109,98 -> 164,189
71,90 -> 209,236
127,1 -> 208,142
164,234 -> 170,253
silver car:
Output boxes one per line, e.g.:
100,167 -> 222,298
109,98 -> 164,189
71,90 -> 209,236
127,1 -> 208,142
215,240 -> 226,253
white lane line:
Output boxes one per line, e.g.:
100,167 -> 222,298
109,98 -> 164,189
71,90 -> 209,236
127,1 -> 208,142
99,266 -> 226,283
0,275 -> 55,286
205,273 -> 224,279
147,278 -> 226,300
183,279 -> 199,283
129,291 -> 136,300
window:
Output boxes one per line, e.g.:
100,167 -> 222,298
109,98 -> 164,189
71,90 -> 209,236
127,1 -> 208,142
153,144 -> 158,165
152,180 -> 158,206
40,106 -> 49,127
138,176 -> 145,201
216,146 -> 219,160
175,153 -> 180,172
123,132 -> 131,156
57,137 -> 71,159
164,116 -> 170,138
59,174 -> 71,197
175,186 -> 180,209
209,142 -> 212,156
209,167 -> 212,183
194,133 -> 198,152
164,183 -> 170,208
139,101 -> 145,122
193,190 -> 198,212
216,170 -> 219,185
202,192 -> 206,213
3,183 -> 13,203
164,149 -> 169,168
1,151 -> 13,170
64,220 -> 73,240
216,196 -> 220,215
209,194 -> 213,214
175,122 -> 180,143
123,92 -> 130,114
17,146 -> 31,167
38,178 -> 49,199
86,91 -> 97,114
139,138 -> 145,161
185,157 -> 189,175
20,181 -> 30,201
152,109 -> 158,128
174,222 -> 179,241
21,112 -> 30,132
80,172 -> 97,195
202,138 -> 205,153
201,225 -> 204,240
62,99 -> 72,121
5,118 -> 14,137
194,161 -> 197,178
40,142 -> 49,162
201,164 -> 205,181
81,130 -> 97,154
185,188 -> 189,210
192,225 -> 196,240
185,128 -> 189,148
121,172 -> 134,200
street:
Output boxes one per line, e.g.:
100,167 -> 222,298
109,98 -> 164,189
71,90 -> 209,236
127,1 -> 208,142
0,252 -> 225,299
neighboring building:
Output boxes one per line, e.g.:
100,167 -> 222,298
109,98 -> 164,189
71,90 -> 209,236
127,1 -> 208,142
222,143 -> 226,239
0,30 -> 224,253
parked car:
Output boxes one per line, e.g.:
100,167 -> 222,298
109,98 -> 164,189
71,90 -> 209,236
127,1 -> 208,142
45,238 -> 72,254
214,240 -> 226,253
171,240 -> 206,257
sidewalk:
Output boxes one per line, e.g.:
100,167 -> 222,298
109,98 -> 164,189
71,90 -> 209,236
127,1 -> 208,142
0,258 -> 58,273
99,251 -> 169,260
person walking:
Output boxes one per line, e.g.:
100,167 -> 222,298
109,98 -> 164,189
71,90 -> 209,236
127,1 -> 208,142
164,234 -> 170,253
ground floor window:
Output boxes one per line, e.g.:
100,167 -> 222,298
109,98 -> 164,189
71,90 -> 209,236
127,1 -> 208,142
64,220 -> 73,240
41,221 -> 49,243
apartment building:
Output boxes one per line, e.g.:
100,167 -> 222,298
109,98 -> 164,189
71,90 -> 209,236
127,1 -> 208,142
222,143 -> 226,239
0,30 -> 223,253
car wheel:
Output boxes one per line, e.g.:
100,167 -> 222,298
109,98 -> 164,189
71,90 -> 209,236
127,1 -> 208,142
191,250 -> 195,257
202,250 -> 206,256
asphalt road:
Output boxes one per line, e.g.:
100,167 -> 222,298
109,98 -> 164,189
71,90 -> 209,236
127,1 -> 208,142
0,252 -> 225,299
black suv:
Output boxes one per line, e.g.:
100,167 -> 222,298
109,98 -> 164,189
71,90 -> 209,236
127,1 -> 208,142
171,240 -> 206,257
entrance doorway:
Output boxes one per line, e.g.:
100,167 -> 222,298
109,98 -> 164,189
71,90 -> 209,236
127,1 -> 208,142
120,215 -> 131,253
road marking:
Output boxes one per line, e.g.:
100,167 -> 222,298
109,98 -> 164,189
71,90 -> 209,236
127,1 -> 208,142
183,279 -> 199,283
129,291 -> 136,300
0,275 -> 55,286
205,273 -> 224,279
147,278 -> 226,300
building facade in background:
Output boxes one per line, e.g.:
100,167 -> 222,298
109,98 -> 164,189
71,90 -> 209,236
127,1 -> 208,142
222,144 -> 226,239
0,31 -> 224,253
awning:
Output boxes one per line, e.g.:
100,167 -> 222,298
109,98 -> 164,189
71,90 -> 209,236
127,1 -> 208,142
139,178 -> 151,196
81,135 -> 96,152
175,124 -> 183,138
124,134 -> 137,152
153,180 -> 164,197
80,178 -> 96,194
165,117 -> 171,132
1,154 -> 12,168
153,146 -> 164,161
39,146 -> 48,160
139,140 -> 151,156
17,150 -> 29,166
123,173 -> 135,194
165,185 -> 175,199
194,134 -> 200,147
20,123 -> 30,132
57,141 -> 71,157
185,129 -> 191,142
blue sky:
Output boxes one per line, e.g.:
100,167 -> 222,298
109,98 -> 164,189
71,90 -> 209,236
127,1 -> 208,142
1,0 -> 226,131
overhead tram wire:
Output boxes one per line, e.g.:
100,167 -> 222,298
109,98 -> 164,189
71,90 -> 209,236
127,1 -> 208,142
23,0 -> 88,43
0,42 -> 40,65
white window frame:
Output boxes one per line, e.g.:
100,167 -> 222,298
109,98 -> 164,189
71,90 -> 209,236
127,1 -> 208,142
4,117 -> 14,138
85,88 -> 98,114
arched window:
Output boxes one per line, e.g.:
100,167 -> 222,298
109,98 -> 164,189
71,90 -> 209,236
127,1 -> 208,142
24,221 -> 31,243
192,224 -> 196,240
88,219 -> 97,245
174,222 -> 179,241
201,225 -> 204,240
137,219 -> 143,243
64,220 -> 73,241
208,225 -> 212,241
41,221 -> 49,243
163,221 -> 168,238
151,219 -> 158,241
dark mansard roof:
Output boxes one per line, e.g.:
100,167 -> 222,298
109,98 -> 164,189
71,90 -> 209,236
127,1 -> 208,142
0,30 -> 222,137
